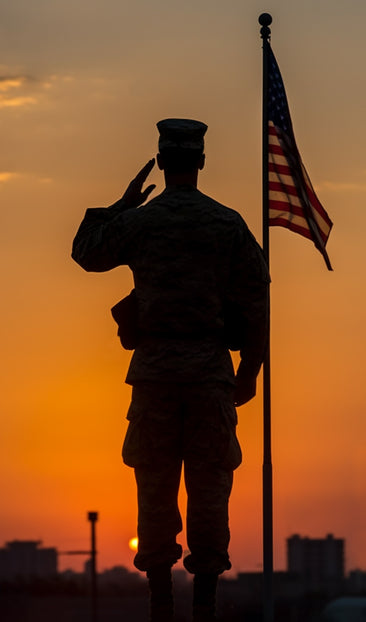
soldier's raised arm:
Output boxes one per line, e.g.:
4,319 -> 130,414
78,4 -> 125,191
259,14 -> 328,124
71,159 -> 156,272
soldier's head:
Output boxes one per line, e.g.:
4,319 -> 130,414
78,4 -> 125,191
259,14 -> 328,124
156,118 -> 207,180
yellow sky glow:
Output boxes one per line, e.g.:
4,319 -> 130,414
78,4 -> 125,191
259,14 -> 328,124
0,95 -> 37,108
0,78 -> 25,91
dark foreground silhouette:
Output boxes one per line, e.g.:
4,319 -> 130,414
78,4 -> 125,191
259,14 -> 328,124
2,569 -> 366,622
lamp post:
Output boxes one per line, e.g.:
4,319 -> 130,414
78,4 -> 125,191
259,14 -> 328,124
60,511 -> 99,622
88,511 -> 98,622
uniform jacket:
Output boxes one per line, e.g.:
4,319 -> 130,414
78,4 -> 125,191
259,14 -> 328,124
72,185 -> 270,386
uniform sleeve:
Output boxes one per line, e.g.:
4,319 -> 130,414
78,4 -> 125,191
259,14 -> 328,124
71,204 -> 137,272
229,222 -> 270,385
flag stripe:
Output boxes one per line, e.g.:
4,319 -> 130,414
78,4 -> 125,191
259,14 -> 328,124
269,162 -> 292,175
300,164 -> 332,237
267,47 -> 333,269
269,179 -> 300,198
268,120 -> 332,254
268,217 -> 313,240
268,142 -> 285,156
269,198 -> 304,215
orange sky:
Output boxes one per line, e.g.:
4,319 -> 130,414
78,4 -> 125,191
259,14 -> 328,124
1,0 -> 366,575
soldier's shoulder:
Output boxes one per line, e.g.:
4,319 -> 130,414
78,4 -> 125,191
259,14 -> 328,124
127,192 -> 166,220
195,190 -> 247,225
139,190 -> 166,209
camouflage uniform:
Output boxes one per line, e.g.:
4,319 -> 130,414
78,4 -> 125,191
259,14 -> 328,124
72,183 -> 269,574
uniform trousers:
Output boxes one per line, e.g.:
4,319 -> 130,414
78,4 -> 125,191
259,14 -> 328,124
122,381 -> 242,574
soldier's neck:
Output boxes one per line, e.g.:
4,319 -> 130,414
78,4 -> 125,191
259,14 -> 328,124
164,170 -> 198,188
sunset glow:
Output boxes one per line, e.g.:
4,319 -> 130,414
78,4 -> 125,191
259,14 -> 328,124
129,538 -> 139,552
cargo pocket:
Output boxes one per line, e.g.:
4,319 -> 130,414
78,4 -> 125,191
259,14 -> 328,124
184,386 -> 242,471
219,401 -> 242,471
122,400 -> 146,468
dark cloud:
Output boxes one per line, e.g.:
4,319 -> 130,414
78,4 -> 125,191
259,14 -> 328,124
0,74 -> 37,86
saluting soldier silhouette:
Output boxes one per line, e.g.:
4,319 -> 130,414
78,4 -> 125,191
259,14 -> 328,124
72,119 -> 269,622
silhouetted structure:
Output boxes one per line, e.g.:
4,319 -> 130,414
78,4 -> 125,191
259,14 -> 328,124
348,570 -> 366,594
0,540 -> 57,580
287,533 -> 344,593
87,511 -> 98,622
2,544 -> 366,622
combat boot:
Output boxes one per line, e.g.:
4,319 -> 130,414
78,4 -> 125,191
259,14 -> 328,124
192,573 -> 218,622
147,563 -> 174,622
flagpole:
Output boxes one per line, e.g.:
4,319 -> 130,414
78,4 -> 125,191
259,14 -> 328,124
259,13 -> 274,622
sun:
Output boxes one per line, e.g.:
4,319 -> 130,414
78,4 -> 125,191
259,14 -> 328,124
128,536 -> 138,552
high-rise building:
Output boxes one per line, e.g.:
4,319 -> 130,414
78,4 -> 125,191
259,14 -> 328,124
287,533 -> 344,592
0,540 -> 58,580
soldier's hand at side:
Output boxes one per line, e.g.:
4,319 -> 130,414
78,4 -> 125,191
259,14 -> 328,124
111,159 -> 156,209
234,363 -> 257,406
234,377 -> 256,406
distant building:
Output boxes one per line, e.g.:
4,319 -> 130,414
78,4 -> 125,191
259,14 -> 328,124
0,540 -> 58,580
287,533 -> 345,592
98,565 -> 145,592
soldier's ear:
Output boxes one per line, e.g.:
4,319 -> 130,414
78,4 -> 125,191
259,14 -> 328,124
157,153 -> 164,170
198,153 -> 205,170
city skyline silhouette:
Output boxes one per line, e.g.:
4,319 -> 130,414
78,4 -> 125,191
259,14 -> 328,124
2,533 -> 366,622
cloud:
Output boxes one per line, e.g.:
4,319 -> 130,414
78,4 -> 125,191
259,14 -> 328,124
0,96 -> 37,108
0,72 -> 79,110
0,172 -> 18,183
0,171 -> 53,185
0,75 -> 37,89
0,77 -> 25,92
0,74 -> 38,108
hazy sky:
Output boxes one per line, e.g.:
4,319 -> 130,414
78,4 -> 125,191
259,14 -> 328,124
1,0 -> 366,575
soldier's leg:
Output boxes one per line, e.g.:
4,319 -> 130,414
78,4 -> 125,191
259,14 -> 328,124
184,463 -> 233,575
134,460 -> 183,572
122,382 -> 184,571
192,573 -> 219,622
146,563 -> 174,622
182,382 -> 241,574
122,383 -> 184,620
182,382 -> 242,621
134,462 -> 182,622
184,464 -> 233,622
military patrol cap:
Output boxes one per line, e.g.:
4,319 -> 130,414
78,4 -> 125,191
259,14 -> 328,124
157,118 -> 207,151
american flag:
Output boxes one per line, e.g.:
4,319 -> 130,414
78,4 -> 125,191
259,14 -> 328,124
268,47 -> 333,270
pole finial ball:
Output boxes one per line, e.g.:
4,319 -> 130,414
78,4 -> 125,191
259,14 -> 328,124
258,13 -> 272,26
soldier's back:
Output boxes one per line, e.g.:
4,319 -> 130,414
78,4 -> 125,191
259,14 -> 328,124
125,185 -> 245,385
